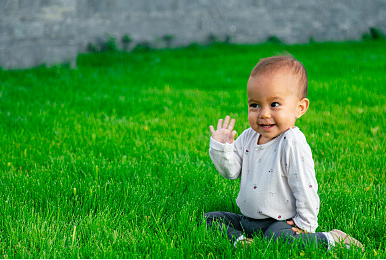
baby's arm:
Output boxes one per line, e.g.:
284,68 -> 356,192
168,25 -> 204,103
209,116 -> 242,179
284,137 -> 320,233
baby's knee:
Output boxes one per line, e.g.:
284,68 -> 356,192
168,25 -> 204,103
204,212 -> 215,220
263,221 -> 294,240
204,211 -> 225,220
204,211 -> 221,226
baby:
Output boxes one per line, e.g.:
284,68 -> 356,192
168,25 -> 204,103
205,55 -> 363,251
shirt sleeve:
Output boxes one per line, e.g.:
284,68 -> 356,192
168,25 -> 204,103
209,134 -> 244,180
283,137 -> 320,233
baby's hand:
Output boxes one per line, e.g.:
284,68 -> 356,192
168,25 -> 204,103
209,116 -> 237,144
287,219 -> 308,235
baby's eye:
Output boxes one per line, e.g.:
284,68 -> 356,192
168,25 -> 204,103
271,102 -> 280,107
250,103 -> 259,108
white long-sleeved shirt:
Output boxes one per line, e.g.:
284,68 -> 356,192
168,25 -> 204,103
209,127 -> 320,233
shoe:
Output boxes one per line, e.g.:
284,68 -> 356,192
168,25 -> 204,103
329,229 -> 364,252
235,238 -> 254,248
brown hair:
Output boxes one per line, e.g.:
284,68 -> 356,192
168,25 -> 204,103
250,55 -> 308,98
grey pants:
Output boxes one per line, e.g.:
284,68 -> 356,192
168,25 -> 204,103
204,211 -> 328,249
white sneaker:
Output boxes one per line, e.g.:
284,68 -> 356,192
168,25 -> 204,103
329,229 -> 364,252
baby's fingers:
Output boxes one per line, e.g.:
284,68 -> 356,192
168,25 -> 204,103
217,118 -> 223,130
287,220 -> 295,226
223,115 -> 231,129
228,118 -> 236,130
209,125 -> 215,135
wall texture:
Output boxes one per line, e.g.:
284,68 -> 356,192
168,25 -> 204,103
1,0 -> 386,69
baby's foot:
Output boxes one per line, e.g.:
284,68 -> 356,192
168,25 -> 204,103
329,229 -> 364,252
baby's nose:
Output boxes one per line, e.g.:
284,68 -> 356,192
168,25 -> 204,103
259,108 -> 271,118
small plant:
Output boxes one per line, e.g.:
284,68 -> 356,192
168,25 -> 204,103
86,37 -> 107,53
266,35 -> 284,44
162,34 -> 174,48
207,33 -> 219,44
87,43 -> 100,53
187,42 -> 200,49
362,27 -> 385,41
122,34 -> 132,50
224,34 -> 232,44
105,36 -> 118,52
133,41 -> 152,52
206,33 -> 233,45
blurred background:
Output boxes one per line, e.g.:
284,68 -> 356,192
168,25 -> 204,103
1,0 -> 386,69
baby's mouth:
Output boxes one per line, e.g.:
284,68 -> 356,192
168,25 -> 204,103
260,124 -> 275,129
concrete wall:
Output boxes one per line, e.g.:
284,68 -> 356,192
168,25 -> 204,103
1,0 -> 386,69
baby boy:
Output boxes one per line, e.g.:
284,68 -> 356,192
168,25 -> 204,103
205,55 -> 363,251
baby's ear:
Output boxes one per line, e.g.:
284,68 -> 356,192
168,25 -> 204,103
296,98 -> 309,118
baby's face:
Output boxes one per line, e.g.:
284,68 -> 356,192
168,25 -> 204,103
247,72 -> 304,144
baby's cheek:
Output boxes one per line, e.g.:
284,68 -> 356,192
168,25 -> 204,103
247,113 -> 257,124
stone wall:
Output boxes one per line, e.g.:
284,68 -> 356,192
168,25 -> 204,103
1,0 -> 386,69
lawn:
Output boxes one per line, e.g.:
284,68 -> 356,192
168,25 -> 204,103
0,40 -> 385,258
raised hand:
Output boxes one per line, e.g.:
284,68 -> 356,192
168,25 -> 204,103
209,115 -> 237,144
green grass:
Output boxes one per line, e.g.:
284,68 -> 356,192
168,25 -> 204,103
0,40 -> 385,258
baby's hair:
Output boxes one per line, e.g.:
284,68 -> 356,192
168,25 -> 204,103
250,54 -> 308,98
